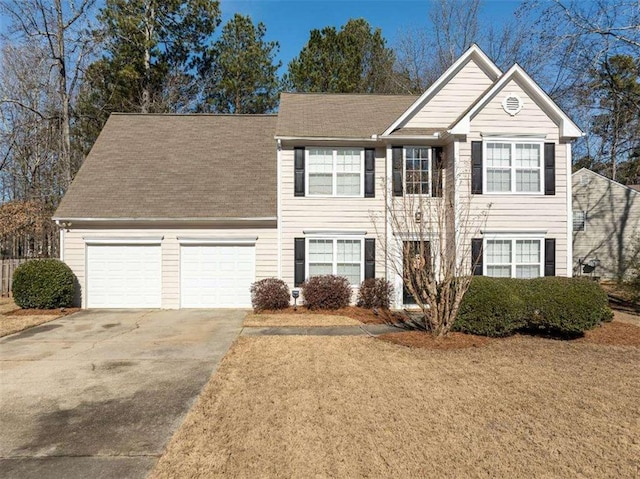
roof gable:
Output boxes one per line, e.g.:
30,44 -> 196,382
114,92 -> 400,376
449,64 -> 583,138
572,168 -> 640,196
381,44 -> 502,136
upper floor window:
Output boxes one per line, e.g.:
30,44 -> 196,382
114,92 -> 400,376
405,147 -> 431,195
485,142 -> 543,194
573,210 -> 586,232
307,148 -> 363,196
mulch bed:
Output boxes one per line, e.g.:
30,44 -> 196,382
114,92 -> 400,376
377,331 -> 492,350
3,307 -> 80,317
377,320 -> 640,350
578,321 -> 640,347
260,306 -> 397,324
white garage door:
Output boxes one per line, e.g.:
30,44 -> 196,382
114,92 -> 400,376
86,244 -> 162,308
180,245 -> 255,308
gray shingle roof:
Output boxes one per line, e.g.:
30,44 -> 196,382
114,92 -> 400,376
276,92 -> 418,138
54,114 -> 277,220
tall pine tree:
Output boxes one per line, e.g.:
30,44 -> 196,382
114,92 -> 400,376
201,14 -> 281,113
76,0 -> 220,153
284,18 -> 397,93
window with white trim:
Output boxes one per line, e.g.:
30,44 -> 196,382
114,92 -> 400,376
573,210 -> 586,232
485,141 -> 543,193
307,148 -> 363,196
485,238 -> 543,278
307,238 -> 363,285
404,147 -> 431,195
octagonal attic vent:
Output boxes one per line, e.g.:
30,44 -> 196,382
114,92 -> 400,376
502,94 -> 523,116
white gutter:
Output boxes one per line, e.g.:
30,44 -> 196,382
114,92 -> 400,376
274,136 -> 378,142
566,142 -> 573,277
379,134 -> 440,141
52,217 -> 278,222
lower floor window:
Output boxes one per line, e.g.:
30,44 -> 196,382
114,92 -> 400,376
308,238 -> 362,285
485,238 -> 542,278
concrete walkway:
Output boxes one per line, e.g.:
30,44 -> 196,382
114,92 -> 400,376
241,324 -> 399,336
0,309 -> 245,479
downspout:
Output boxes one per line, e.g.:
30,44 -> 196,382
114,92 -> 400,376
276,139 -> 282,278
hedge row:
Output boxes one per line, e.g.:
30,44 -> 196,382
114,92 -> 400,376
251,276 -> 395,311
454,276 -> 613,337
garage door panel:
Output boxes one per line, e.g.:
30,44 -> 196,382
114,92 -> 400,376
87,245 -> 161,308
180,245 -> 255,308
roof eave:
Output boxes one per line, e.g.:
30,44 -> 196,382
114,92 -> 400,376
274,135 -> 379,142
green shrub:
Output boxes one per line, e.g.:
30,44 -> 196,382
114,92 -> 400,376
251,278 -> 290,311
12,259 -> 76,309
357,278 -> 394,309
525,277 -> 613,335
453,276 -> 613,337
302,275 -> 352,310
454,277 -> 528,337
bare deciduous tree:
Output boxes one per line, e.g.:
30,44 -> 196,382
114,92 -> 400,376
374,166 -> 491,336
1,0 -> 97,188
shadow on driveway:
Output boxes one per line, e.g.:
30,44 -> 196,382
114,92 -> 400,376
0,309 -> 246,479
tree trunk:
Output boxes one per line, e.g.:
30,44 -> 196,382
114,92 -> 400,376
54,0 -> 72,188
141,0 -> 155,114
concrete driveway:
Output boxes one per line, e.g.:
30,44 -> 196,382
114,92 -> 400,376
0,309 -> 246,479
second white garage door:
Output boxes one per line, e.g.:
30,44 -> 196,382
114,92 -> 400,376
180,245 -> 255,308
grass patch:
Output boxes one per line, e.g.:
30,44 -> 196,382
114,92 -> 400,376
151,334 -> 640,478
0,297 -> 78,338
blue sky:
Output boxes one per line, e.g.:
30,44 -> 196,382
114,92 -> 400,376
220,0 -> 523,70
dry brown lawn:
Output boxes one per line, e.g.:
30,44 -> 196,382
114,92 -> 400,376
244,313 -> 360,327
614,310 -> 640,327
151,333 -> 640,479
0,297 -> 77,338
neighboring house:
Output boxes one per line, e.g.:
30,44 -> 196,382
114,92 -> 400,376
54,44 -> 582,309
572,168 -> 640,280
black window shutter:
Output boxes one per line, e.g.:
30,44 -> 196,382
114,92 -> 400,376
392,146 -> 403,196
471,238 -> 483,276
431,146 -> 443,197
294,147 -> 305,197
294,238 -> 305,286
364,148 -> 375,198
471,141 -> 483,194
364,238 -> 375,279
544,238 -> 556,276
544,143 -> 555,195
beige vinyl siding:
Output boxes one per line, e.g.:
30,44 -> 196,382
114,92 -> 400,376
573,170 -> 640,279
458,78 -> 570,276
403,58 -> 495,129
280,145 -> 386,293
63,227 -> 277,308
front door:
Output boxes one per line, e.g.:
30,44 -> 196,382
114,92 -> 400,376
402,240 -> 431,306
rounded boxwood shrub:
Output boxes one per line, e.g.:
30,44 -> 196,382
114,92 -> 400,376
357,278 -> 394,309
453,276 -> 528,337
525,277 -> 613,335
12,259 -> 76,309
250,278 -> 290,311
302,275 -> 352,310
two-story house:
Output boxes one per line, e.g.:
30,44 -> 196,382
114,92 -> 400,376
53,45 -> 582,309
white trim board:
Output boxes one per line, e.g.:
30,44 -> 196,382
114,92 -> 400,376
83,236 -> 164,245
